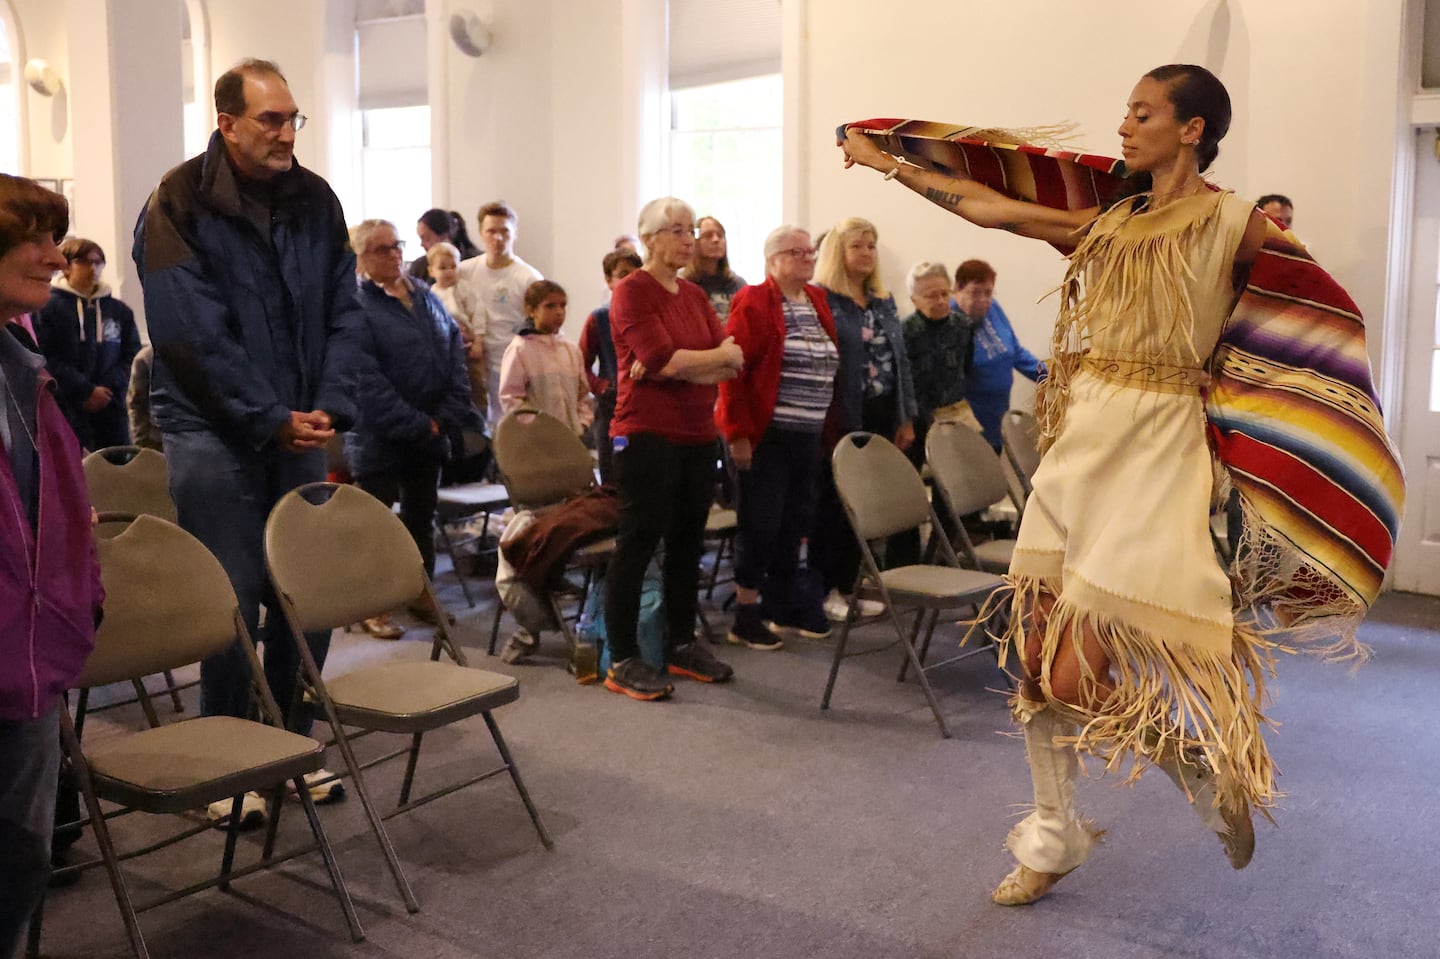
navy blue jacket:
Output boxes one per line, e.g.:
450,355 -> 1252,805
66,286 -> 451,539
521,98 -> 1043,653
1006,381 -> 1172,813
822,290 -> 917,434
346,278 -> 480,477
34,280 -> 141,441
131,131 -> 364,449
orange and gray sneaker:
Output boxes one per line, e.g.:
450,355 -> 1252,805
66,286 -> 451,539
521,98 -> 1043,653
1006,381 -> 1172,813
604,657 -> 674,701
667,641 -> 734,683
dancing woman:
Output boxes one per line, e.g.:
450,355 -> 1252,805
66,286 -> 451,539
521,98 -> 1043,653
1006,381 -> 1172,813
840,64 -> 1395,905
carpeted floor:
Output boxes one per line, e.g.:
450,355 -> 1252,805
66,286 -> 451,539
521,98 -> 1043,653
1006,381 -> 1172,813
36,568 -> 1440,959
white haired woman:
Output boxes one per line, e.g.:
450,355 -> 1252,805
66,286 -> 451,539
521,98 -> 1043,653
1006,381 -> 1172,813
603,197 -> 745,700
716,226 -> 838,650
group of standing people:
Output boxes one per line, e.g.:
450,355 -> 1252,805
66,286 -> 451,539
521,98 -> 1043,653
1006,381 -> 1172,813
593,201 -> 1046,699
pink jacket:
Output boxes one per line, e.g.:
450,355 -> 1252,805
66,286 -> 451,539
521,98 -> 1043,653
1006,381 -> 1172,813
0,360 -> 102,720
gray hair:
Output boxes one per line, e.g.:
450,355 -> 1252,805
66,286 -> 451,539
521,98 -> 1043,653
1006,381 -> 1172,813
351,218 -> 397,254
636,197 -> 696,256
906,260 -> 951,296
762,225 -> 810,260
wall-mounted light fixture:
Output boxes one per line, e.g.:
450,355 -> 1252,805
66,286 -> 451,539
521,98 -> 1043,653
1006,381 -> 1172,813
449,10 -> 494,58
23,59 -> 63,96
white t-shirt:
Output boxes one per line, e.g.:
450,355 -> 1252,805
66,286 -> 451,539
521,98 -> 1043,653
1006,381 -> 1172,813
457,255 -> 543,369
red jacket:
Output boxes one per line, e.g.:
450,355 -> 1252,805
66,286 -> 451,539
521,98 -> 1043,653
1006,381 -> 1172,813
715,276 -> 836,444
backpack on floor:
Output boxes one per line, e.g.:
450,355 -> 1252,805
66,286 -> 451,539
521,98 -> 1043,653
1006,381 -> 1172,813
579,563 -> 666,674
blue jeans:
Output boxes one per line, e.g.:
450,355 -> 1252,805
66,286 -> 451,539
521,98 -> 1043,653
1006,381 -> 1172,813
164,429 -> 330,735
0,706 -> 60,958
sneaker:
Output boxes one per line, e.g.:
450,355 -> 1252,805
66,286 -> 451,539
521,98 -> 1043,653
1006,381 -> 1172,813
668,641 -> 734,683
287,768 -> 346,805
206,792 -> 267,830
348,614 -> 405,640
500,629 -> 540,664
823,589 -> 884,623
726,603 -> 783,651
604,657 -> 674,701
765,604 -> 833,642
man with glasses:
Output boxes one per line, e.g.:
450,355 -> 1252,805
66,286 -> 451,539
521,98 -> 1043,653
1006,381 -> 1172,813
132,58 -> 364,827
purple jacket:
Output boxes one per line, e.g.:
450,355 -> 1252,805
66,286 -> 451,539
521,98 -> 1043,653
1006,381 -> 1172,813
0,363 -> 102,721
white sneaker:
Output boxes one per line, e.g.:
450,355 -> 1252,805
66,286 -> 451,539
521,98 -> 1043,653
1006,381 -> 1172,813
823,589 -> 885,622
206,792 -> 267,830
287,768 -> 346,804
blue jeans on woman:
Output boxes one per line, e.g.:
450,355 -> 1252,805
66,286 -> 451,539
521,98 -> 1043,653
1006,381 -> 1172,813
0,706 -> 60,957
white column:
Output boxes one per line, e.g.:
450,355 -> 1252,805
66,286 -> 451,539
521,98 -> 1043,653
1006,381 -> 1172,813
66,0 -> 184,324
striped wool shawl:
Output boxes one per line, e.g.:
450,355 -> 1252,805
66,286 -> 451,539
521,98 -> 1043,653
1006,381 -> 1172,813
843,118 -> 1404,628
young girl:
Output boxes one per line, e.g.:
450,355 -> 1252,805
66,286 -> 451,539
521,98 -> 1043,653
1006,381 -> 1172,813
427,241 -> 487,414
498,279 -> 594,436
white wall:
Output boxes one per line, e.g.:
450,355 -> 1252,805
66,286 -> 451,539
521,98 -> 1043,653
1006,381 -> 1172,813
11,0 -> 70,180
796,0 -> 1407,408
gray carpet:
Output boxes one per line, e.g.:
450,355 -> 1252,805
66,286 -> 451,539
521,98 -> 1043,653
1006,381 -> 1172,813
37,574 -> 1440,959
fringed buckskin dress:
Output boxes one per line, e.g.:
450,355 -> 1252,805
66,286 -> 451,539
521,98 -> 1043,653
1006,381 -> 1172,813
1006,187 -> 1274,817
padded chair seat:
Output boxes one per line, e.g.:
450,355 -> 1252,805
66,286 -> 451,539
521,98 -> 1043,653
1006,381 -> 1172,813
705,508 -> 737,533
85,716 -> 323,812
973,539 -> 1015,571
325,660 -> 520,733
437,482 -> 510,509
866,564 -> 1002,606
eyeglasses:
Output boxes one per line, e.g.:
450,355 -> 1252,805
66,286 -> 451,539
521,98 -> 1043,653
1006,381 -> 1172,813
241,111 -> 308,134
73,257 -> 105,267
367,241 -> 406,255
662,225 -> 698,239
777,247 -> 817,259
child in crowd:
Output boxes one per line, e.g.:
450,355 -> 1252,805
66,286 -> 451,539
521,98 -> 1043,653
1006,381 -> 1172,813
428,240 -> 488,415
578,249 -> 642,481
498,279 -> 594,436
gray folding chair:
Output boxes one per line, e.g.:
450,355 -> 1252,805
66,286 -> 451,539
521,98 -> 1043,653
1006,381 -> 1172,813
489,408 -> 615,660
265,482 -> 553,913
80,446 -> 187,717
926,421 -> 1017,574
1000,409 -> 1041,518
435,481 -> 511,607
823,432 -> 1005,738
49,514 -> 362,959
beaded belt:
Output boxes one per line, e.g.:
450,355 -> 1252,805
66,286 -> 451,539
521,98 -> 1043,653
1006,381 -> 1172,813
1081,353 -> 1209,394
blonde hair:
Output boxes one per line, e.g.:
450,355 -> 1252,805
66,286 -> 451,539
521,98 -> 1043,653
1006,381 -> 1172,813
905,261 -> 950,296
426,241 -> 460,266
814,216 -> 887,299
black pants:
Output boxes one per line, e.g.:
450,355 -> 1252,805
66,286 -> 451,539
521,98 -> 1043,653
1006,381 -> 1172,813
360,459 -> 442,578
604,433 -> 714,662
735,428 -> 821,613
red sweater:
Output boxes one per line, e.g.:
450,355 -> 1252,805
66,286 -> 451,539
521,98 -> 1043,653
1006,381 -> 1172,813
715,276 -> 836,444
609,269 -> 725,444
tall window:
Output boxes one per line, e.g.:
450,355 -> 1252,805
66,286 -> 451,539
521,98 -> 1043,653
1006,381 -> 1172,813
0,10 -> 20,175
356,3 -> 429,256
668,74 -> 782,282
360,105 -> 431,255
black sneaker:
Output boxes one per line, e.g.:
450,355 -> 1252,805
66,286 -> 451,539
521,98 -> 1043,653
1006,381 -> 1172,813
604,657 -> 674,701
727,603 -> 783,651
765,604 -> 832,642
668,641 -> 734,683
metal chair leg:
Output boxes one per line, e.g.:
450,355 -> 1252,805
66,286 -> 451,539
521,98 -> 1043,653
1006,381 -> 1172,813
59,713 -> 150,959
435,517 -> 478,608
821,593 -> 861,710
398,733 -> 424,806
896,607 -> 929,682
488,599 -> 506,656
327,718 -> 421,912
293,777 -> 366,942
162,670 -> 185,713
482,712 -> 554,849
